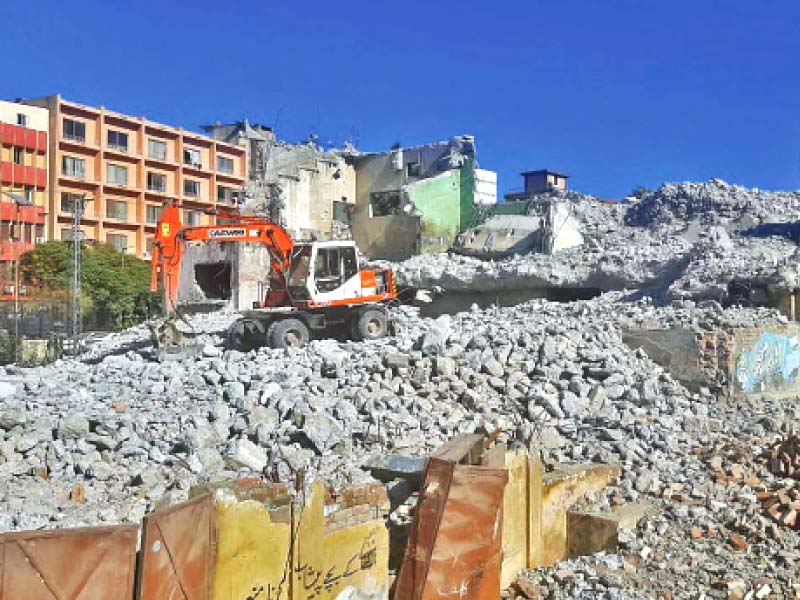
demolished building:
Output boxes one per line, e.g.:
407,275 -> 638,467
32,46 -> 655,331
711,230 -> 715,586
351,136 -> 496,260
202,120 -> 356,241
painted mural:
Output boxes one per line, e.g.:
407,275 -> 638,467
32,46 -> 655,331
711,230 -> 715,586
735,331 -> 800,393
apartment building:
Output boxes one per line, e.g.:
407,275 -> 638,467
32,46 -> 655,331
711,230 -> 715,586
0,101 -> 47,293
22,95 -> 247,258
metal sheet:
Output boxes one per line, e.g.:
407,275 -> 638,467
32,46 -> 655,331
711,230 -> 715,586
0,524 -> 138,600
394,457 -> 508,600
137,494 -> 214,600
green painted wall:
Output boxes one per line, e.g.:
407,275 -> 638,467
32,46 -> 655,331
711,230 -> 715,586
407,159 -> 475,253
490,200 -> 530,216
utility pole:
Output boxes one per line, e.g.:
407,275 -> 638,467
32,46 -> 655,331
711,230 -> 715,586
70,194 -> 91,354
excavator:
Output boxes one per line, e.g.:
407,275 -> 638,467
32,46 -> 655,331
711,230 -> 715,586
150,203 -> 398,349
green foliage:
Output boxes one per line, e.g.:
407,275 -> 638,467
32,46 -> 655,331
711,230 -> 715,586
20,241 -> 158,330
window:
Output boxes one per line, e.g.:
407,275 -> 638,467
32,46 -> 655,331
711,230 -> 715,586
107,233 -> 128,253
106,199 -> 128,221
106,164 -> 128,186
107,130 -> 128,152
146,237 -> 155,254
61,192 -> 82,213
332,200 -> 349,223
147,172 -> 167,192
406,161 -> 421,177
23,187 -> 33,204
217,156 -> 234,174
184,210 -> 201,226
63,118 -> 86,142
183,148 -> 201,168
183,179 -> 200,197
62,156 -> 86,178
16,113 -> 27,127
217,185 -> 234,203
369,190 -> 402,217
12,147 -> 23,165
146,205 -> 162,224
314,247 -> 353,292
148,139 -> 167,160
60,228 -> 73,241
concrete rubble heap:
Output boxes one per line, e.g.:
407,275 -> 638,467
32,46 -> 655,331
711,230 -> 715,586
5,181 -> 800,595
392,179 -> 800,305
0,290 -> 800,595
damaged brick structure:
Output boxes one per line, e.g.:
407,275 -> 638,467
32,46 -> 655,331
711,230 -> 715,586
623,322 -> 800,398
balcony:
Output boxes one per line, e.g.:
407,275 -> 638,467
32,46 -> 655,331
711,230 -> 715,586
0,163 -> 47,188
0,123 -> 47,152
63,133 -> 86,144
0,203 -> 45,224
0,241 -> 35,262
104,180 -> 130,191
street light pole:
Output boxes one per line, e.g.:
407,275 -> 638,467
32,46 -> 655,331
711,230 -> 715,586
71,194 -> 91,354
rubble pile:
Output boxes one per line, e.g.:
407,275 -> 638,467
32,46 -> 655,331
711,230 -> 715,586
0,296 -> 756,529
0,294 -> 799,594
392,179 -> 800,304
625,179 -> 800,228
766,434 -> 800,480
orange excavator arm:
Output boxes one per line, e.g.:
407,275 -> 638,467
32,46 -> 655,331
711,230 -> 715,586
151,204 -> 294,314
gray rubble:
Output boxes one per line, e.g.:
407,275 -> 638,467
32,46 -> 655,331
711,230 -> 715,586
3,179 -> 800,596
0,291 -> 797,594
391,179 -> 800,303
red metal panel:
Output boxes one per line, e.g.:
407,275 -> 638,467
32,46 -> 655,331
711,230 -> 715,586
0,524 -> 138,600
394,458 -> 508,600
35,166 -> 47,188
0,123 -> 48,152
138,493 -> 214,600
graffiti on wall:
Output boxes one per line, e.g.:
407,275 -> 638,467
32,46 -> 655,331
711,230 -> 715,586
735,331 -> 800,393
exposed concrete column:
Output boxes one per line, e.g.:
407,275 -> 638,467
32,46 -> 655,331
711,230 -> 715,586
233,244 -> 271,311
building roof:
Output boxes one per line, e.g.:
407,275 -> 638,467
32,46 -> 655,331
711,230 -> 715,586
521,169 -> 570,178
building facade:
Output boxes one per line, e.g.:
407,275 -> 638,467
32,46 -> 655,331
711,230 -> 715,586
203,121 -> 356,242
350,136 -> 485,260
22,95 -> 247,258
0,102 -> 48,295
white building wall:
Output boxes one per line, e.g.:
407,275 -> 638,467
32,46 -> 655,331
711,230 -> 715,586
474,168 -> 497,205
0,101 -> 48,131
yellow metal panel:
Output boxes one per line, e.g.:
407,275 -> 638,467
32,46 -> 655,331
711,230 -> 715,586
293,482 -> 326,600
536,464 -> 619,567
500,451 -> 529,590
212,494 -> 293,600
527,455 -> 544,568
321,522 -> 389,600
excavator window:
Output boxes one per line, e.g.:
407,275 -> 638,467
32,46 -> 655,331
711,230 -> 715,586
288,246 -> 312,292
341,247 -> 357,280
315,248 -> 343,292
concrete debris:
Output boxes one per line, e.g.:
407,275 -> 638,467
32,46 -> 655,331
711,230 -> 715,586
0,289 -> 796,595
5,179 -> 800,597
392,180 -> 800,308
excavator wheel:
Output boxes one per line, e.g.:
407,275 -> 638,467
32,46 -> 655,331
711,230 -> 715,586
228,319 -> 266,351
352,308 -> 388,341
267,318 -> 309,349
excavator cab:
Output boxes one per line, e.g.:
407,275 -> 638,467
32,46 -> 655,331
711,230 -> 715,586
286,241 -> 389,307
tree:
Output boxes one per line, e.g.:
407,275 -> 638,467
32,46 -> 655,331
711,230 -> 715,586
19,241 -> 158,331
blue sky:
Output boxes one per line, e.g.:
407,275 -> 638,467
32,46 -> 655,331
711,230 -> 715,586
2,0 -> 799,198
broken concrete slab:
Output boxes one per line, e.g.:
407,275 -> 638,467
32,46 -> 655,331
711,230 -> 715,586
566,501 -> 659,558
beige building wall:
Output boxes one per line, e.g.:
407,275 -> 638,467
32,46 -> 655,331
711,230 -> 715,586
22,95 -> 248,258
